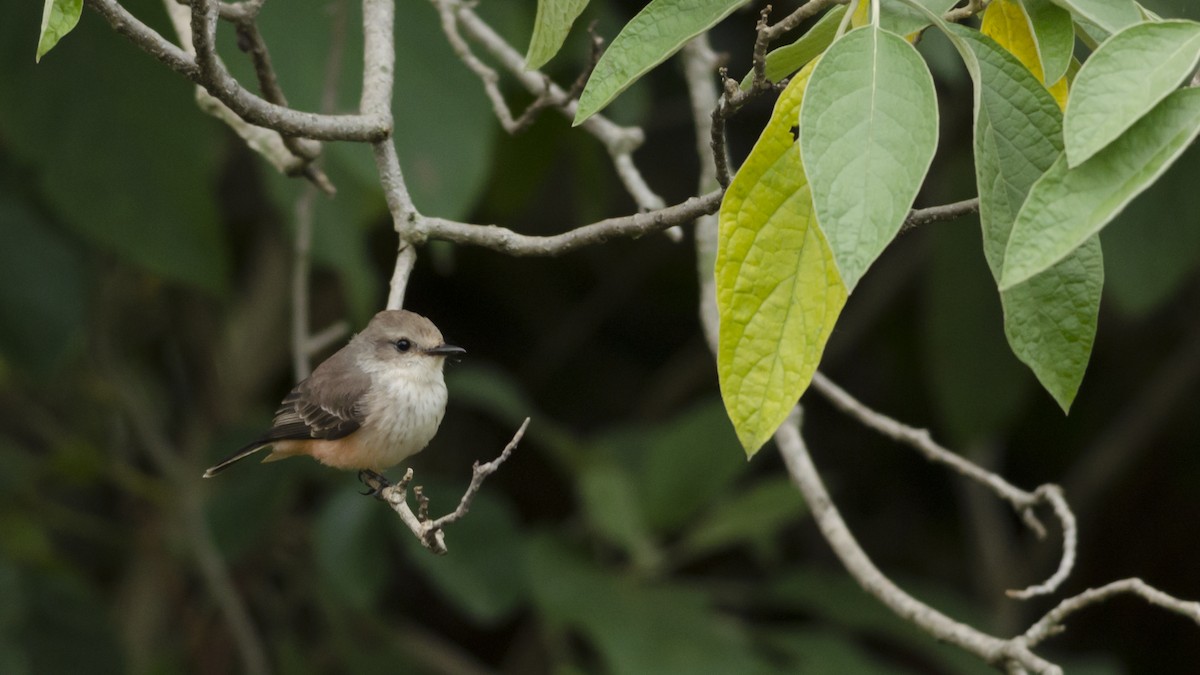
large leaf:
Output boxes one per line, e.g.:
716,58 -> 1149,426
1064,20 -> 1200,166
526,0 -> 590,69
35,0 -> 81,62
1002,238 -> 1102,410
1000,87 -> 1200,289
525,536 -> 775,675
680,477 -> 806,560
314,491 -> 389,610
879,0 -> 960,36
1047,0 -> 1141,34
981,0 -> 1068,109
1,1 -> 228,292
716,60 -> 847,456
946,24 -> 1102,409
0,195 -> 86,374
574,0 -> 748,124
1022,0 -> 1076,83
799,25 -> 939,290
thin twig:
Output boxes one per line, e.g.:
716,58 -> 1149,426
945,0 -> 989,23
900,196 -> 979,232
441,0 -> 666,211
233,21 -> 325,165
420,190 -> 723,256
371,419 -> 530,555
810,371 -> 1077,598
775,409 -> 1061,674
88,0 -> 388,141
1021,579 -> 1200,648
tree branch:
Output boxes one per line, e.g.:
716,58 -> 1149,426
362,419 -> 530,555
87,0 -> 389,141
810,372 -> 1074,597
1020,579 -> 1200,649
419,190 -> 723,256
775,409 -> 1061,674
439,0 -> 666,212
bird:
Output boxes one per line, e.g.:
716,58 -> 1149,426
203,310 -> 464,488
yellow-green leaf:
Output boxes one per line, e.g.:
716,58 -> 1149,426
525,0 -> 591,70
716,60 -> 847,456
982,0 -> 1068,109
36,0 -> 82,63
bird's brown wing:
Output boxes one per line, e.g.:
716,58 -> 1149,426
261,347 -> 371,442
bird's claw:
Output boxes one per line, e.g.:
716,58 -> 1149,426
358,469 -> 391,499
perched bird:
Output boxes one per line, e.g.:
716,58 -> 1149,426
203,310 -> 464,485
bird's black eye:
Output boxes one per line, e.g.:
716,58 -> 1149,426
394,339 -> 412,352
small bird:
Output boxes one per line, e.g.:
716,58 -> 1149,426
203,310 -> 464,485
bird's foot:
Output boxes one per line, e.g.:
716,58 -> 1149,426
358,469 -> 391,499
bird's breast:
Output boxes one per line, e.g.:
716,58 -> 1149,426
351,365 -> 448,470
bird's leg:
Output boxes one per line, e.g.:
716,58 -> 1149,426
358,469 -> 391,498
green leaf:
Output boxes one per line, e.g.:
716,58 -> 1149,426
579,461 -> 659,567
574,0 -> 749,124
526,0 -> 590,70
2,8 -> 229,292
1000,87 -> 1200,289
1064,20 -> 1200,166
1023,0 -> 1075,83
1002,238 -> 1103,410
942,24 -> 1102,409
740,6 -> 845,88
906,0 -> 1092,402
0,195 -> 86,374
314,491 -> 389,610
627,401 -> 745,532
879,0 -> 960,37
680,478 -> 806,558
35,0 -> 81,62
525,536 -> 775,675
799,25 -> 939,290
716,60 -> 848,456
1047,0 -> 1141,34
982,0 -> 1069,108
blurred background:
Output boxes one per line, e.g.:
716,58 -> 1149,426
2,0 -> 1200,672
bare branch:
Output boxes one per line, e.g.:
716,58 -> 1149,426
86,0 -> 199,77
1021,579 -> 1200,649
945,0 -> 990,24
218,0 -> 265,22
419,190 -> 723,257
367,419 -> 530,555
440,0 -> 666,211
89,0 -> 388,141
762,0 -> 843,42
901,197 -> 980,232
810,372 -> 1075,597
775,410 -> 1062,674
681,35 -> 724,352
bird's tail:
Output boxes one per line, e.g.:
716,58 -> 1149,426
203,441 -> 270,478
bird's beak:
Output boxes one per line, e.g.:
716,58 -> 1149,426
425,343 -> 466,357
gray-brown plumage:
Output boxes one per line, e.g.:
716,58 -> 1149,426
203,310 -> 464,478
